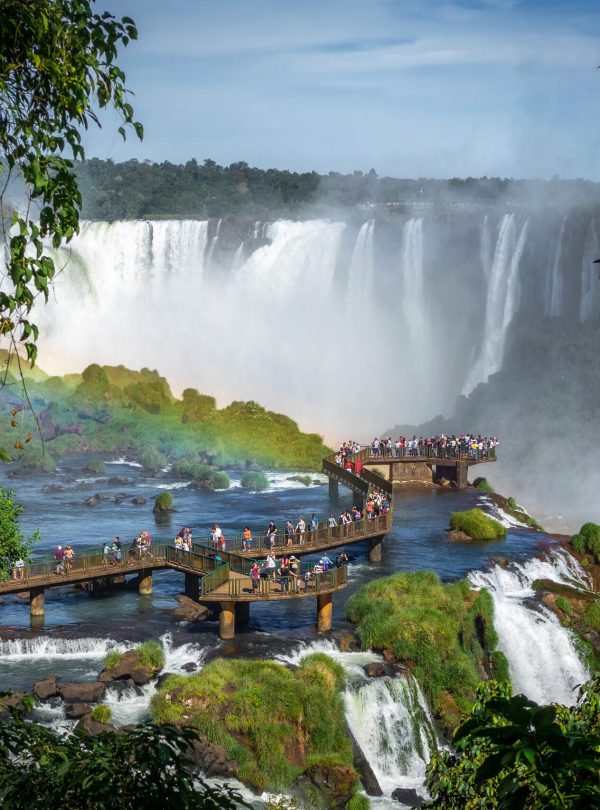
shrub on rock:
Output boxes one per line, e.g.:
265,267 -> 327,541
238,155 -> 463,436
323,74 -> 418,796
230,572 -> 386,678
449,509 -> 507,540
240,471 -> 269,491
153,492 -> 173,513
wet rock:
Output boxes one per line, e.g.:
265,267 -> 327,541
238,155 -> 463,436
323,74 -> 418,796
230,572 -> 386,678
107,476 -> 134,486
84,493 -> 110,507
114,493 -> 132,504
131,497 -> 146,505
166,595 -> 209,622
364,662 -> 385,678
300,762 -> 358,807
42,484 -> 66,494
181,662 -> 198,673
189,736 -> 237,777
0,692 -> 32,715
65,702 -> 91,720
155,672 -> 176,690
346,726 -> 382,796
98,649 -> 162,685
106,679 -> 142,697
382,650 -> 397,664
76,715 -> 116,735
391,787 -> 425,806
33,676 -> 60,701
338,631 -> 357,652
59,682 -> 106,703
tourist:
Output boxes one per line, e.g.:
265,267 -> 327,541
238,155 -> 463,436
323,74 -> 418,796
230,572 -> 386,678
295,516 -> 306,546
266,521 -> 277,549
327,514 -> 337,528
321,554 -> 332,572
242,526 -> 252,551
63,544 -> 75,574
54,545 -> 65,575
12,558 -> 24,580
335,552 -> 348,567
111,540 -> 122,564
279,559 -> 290,593
285,520 -> 295,548
311,514 -> 319,532
289,555 -> 300,591
210,524 -> 222,549
266,553 -> 277,581
250,562 -> 260,592
102,541 -> 111,567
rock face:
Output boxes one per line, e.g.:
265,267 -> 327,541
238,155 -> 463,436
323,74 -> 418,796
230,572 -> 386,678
190,737 -> 237,777
76,715 -> 116,736
98,649 -> 163,686
58,682 -> 106,703
392,787 -> 426,806
33,676 -> 60,701
337,631 -> 358,652
65,702 -> 91,719
131,497 -> 146,505
167,595 -> 209,622
364,662 -> 385,678
300,763 -> 358,808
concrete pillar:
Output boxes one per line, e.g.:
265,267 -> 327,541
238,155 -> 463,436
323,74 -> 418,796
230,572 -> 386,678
138,570 -> 153,595
219,601 -> 236,639
185,572 -> 200,600
456,460 -> 468,489
236,601 -> 250,629
30,587 -> 45,618
368,537 -> 382,562
316,592 -> 333,632
328,478 -> 339,500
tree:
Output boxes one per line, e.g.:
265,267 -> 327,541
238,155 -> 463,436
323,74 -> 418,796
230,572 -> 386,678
0,488 -> 39,578
0,699 -> 249,809
425,679 -> 600,809
0,0 -> 142,367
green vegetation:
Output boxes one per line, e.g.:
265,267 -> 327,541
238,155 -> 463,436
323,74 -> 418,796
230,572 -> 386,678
134,640 -> 165,670
90,705 -> 112,725
0,489 -> 40,580
583,601 -> 600,633
104,650 -> 124,670
0,700 -> 245,809
240,471 -> 269,491
507,496 -> 517,510
425,678 -> 600,809
571,522 -> 600,564
0,362 -> 329,473
346,572 -> 504,729
449,509 -> 507,541
153,492 -> 173,512
151,655 -> 357,795
84,459 -> 105,475
0,1 -> 140,371
555,596 -> 574,617
473,478 -> 494,494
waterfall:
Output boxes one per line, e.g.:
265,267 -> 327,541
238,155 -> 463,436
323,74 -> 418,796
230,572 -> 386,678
401,218 -> 425,352
344,675 -> 437,797
463,214 -> 529,394
469,549 -> 590,706
545,216 -> 567,318
347,220 -> 375,305
0,636 -> 128,660
579,220 -> 600,322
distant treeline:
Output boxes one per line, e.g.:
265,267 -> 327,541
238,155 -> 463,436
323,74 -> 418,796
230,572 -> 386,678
75,158 -> 600,221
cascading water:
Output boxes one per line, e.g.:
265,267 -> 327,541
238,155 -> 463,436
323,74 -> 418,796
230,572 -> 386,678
347,219 -> 375,305
546,216 -> 567,318
400,218 -> 426,354
463,214 -> 529,394
579,220 -> 600,322
469,549 -> 590,706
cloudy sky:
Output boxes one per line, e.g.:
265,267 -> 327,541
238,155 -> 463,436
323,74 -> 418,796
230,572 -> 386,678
86,0 -> 600,178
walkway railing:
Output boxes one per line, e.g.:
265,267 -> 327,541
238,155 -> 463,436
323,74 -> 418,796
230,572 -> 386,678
200,563 -> 230,597
222,563 -> 349,598
351,446 -> 497,462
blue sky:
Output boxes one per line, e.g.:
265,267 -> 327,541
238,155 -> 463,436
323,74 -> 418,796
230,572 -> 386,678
85,0 -> 600,178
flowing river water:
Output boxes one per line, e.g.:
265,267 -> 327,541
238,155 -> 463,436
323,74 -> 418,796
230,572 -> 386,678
0,456 -> 590,806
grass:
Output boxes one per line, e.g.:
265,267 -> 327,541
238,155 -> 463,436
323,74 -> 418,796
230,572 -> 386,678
346,571 -> 503,729
240,471 -> 269,491
150,655 -> 356,794
104,650 -> 124,670
135,640 -> 165,670
583,601 -> 600,633
91,704 -> 112,724
473,478 -> 494,494
153,492 -> 173,512
449,509 -> 507,541
571,522 -> 600,563
555,596 -> 574,617
84,459 -> 105,475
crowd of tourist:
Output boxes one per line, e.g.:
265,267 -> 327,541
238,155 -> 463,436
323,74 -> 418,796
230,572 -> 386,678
249,550 -> 348,593
335,434 -> 499,463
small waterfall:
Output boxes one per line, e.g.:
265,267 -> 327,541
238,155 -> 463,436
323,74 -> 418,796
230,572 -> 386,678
579,220 -> 600,322
469,549 -> 590,706
344,675 -> 437,797
400,218 -> 426,353
0,636 -> 128,660
463,214 -> 529,394
347,220 -> 375,304
545,216 -> 567,317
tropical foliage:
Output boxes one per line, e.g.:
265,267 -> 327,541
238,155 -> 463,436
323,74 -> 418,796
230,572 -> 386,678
0,488 -> 39,578
449,509 -> 507,541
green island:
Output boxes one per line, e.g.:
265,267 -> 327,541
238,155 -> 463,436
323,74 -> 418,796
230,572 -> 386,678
0,353 -> 329,478
448,508 -> 507,541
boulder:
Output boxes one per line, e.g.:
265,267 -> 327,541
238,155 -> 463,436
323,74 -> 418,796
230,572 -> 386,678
105,679 -> 142,697
181,662 -> 198,673
42,484 -> 66,494
364,662 -> 385,678
65,702 -> 91,719
166,595 -> 209,622
131,497 -> 146,506
301,763 -> 358,807
98,649 -> 162,685
0,693 -> 32,715
107,477 -> 134,486
76,715 -> 116,736
33,676 -> 60,701
155,672 -> 176,690
391,787 -> 426,806
338,631 -> 357,652
58,682 -> 106,703
189,736 -> 237,778
84,493 -> 109,507
346,725 -> 382,796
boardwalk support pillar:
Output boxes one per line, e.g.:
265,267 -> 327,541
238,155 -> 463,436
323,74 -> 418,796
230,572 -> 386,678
368,537 -> 383,562
219,601 -> 236,639
185,573 -> 200,600
329,478 -> 339,501
138,570 -> 153,595
316,592 -> 333,632
30,587 -> 45,618
236,601 -> 250,629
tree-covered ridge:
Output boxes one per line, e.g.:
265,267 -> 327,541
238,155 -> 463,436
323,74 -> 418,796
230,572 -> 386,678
0,354 -> 329,472
74,158 -> 600,221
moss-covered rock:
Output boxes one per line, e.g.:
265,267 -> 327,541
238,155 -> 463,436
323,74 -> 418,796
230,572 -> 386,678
15,447 -> 57,475
449,509 -> 507,541
153,492 -> 174,513
346,572 -> 504,732
240,470 -> 269,491
84,459 -> 105,475
150,655 -> 357,802
99,640 -> 165,685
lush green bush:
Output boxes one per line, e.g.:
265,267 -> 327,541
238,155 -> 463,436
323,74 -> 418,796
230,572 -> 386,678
181,389 -> 216,423
153,492 -> 173,512
104,650 -> 124,670
570,533 -> 587,554
17,446 -> 57,474
91,704 -> 112,724
449,509 -> 507,541
583,601 -> 600,633
151,655 -> 356,793
84,459 -> 105,475
473,478 -> 494,494
138,447 -> 168,474
0,489 -> 40,580
507,496 -> 517,510
135,640 -> 165,670
346,572 -> 502,728
240,471 -> 269,491
210,471 -> 230,490
555,596 -> 574,616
